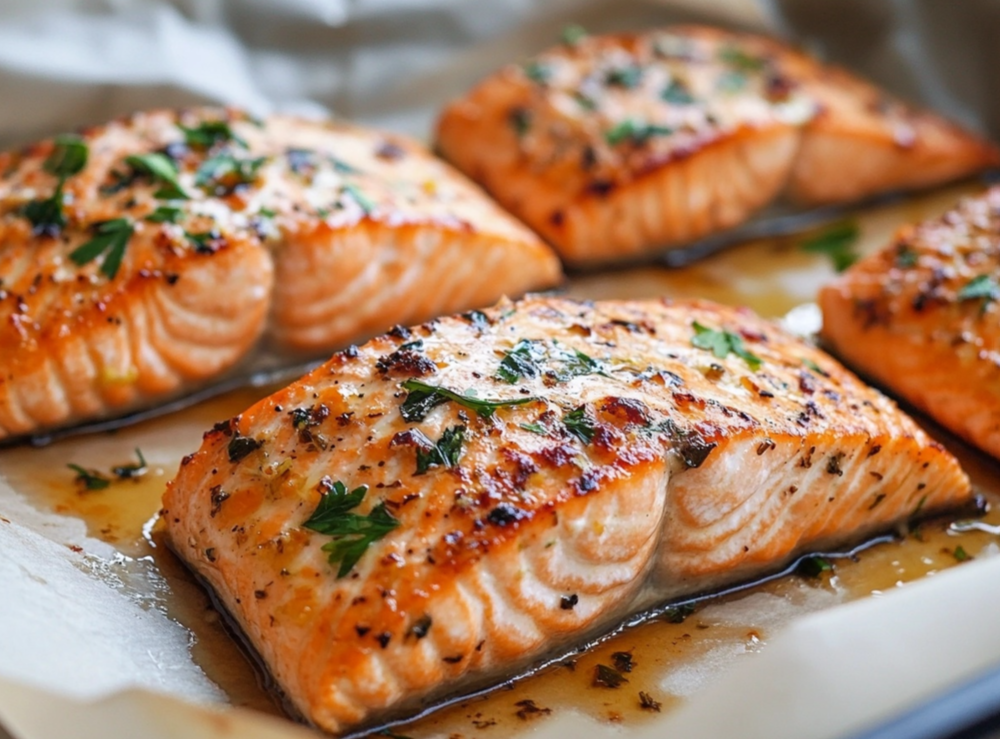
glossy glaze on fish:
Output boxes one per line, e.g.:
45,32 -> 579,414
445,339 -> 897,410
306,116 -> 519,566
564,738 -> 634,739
436,25 -> 998,265
0,109 -> 560,440
820,186 -> 1000,459
163,296 -> 971,734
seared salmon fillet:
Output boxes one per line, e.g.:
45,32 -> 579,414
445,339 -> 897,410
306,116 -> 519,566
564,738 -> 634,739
820,186 -> 1000,459
163,296 -> 970,734
436,25 -> 998,265
0,109 -> 559,441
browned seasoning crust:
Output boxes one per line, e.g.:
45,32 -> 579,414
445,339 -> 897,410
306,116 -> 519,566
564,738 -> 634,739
436,25 -> 999,265
820,185 -> 1000,459
163,296 -> 970,735
0,108 -> 560,440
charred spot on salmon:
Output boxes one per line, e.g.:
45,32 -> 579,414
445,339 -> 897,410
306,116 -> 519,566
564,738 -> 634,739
408,614 -> 432,640
560,594 -> 579,610
661,603 -> 696,623
196,153 -> 266,196
377,348 -> 436,378
23,135 -> 88,234
563,406 -> 596,444
611,651 -> 634,673
797,555 -> 833,578
649,419 -> 716,469
600,396 -> 650,426
69,218 -> 135,279
757,438 -> 776,455
67,463 -> 110,491
486,502 -> 529,527
594,664 -> 628,688
639,691 -> 662,712
826,453 -> 845,476
204,548 -> 217,562
415,425 -> 465,475
303,481 -> 400,578
112,448 -> 148,479
400,379 -> 538,421
691,322 -> 762,370
509,107 -> 531,137
869,493 -> 887,510
180,120 -> 247,150
227,434 -> 262,463
514,699 -> 551,720
125,152 -> 188,200
209,486 -> 230,517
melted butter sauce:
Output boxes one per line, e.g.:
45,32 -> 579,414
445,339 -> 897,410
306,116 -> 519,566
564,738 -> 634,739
0,182 -> 996,738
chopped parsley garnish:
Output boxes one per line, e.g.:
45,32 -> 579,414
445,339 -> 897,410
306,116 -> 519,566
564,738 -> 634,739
895,245 -> 919,269
522,61 -> 551,84
662,79 -> 695,105
797,555 -> 833,578
800,221 -> 860,273
195,154 -> 266,195
563,406 -> 595,444
68,218 -> 135,279
342,183 -> 375,214
605,65 -> 643,89
593,664 -> 628,688
558,345 -> 603,379
415,425 -> 465,474
561,24 -> 587,46
126,153 -> 189,200
802,358 -> 826,375
145,205 -> 184,223
180,120 -> 247,149
520,422 -> 548,434
957,274 -> 999,310
496,339 -> 544,383
112,448 -> 148,479
605,119 -> 674,146
23,135 -> 89,234
68,463 -> 110,491
691,322 -> 762,370
716,70 -> 748,93
719,45 -> 766,71
227,433 -> 262,463
953,546 -> 971,562
303,481 -> 400,578
400,379 -> 537,421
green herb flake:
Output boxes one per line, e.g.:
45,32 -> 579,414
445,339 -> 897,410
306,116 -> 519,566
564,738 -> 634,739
415,425 -> 466,474
496,339 -> 543,384
716,70 -> 747,93
895,246 -> 919,269
180,120 -> 247,149
802,358 -> 827,376
112,448 -> 148,479
605,119 -> 674,146
23,135 -> 89,234
45,136 -> 89,179
662,79 -> 695,105
523,61 -> 551,85
145,205 -> 184,224
605,65 -> 643,89
800,221 -> 860,273
227,433 -> 262,463
957,274 -> 1000,309
719,45 -> 766,72
68,218 -> 135,279
797,555 -> 833,578
593,664 -> 628,689
126,153 -> 189,200
953,545 -> 971,563
691,322 -> 762,370
68,463 -> 110,491
195,154 -> 266,195
303,481 -> 400,578
400,379 -> 537,422
342,183 -> 375,214
563,406 -> 595,444
561,23 -> 587,46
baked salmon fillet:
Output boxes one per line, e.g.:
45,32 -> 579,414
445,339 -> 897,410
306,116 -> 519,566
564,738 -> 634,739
163,296 -> 970,734
436,25 -> 998,265
820,186 -> 1000,459
0,108 -> 559,441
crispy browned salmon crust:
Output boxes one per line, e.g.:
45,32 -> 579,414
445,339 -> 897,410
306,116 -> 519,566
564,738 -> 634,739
0,109 -> 560,440
436,25 -> 998,265
821,186 -> 1000,458
164,296 -> 970,734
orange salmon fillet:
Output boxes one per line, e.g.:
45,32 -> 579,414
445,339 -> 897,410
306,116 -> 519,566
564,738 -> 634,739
163,296 -> 970,734
436,25 -> 998,265
820,186 -> 1000,459
0,109 -> 560,441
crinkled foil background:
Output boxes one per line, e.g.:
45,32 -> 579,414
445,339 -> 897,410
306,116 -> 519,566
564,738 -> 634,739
1,2 -> 1000,738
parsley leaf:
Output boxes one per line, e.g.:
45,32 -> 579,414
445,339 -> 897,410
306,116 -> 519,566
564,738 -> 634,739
895,245 -> 919,269
561,24 -> 587,46
957,275 -> 999,310
341,183 -> 375,214
605,119 -> 674,146
691,322 -> 762,370
45,136 -> 89,178
953,546 -> 971,563
112,448 -> 148,479
662,79 -> 695,105
415,425 -> 465,474
303,481 -> 399,578
563,406 -> 595,444
23,135 -> 89,234
606,65 -> 643,89
496,339 -> 544,383
195,154 -> 266,195
400,379 -> 537,422
719,45 -> 765,71
523,61 -> 550,84
126,153 -> 189,200
68,463 -> 110,491
145,205 -> 184,224
180,120 -> 247,150
520,422 -> 548,434
69,218 -> 135,279
801,221 -> 860,273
